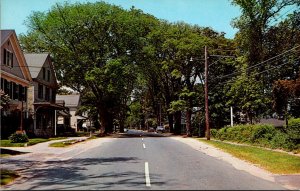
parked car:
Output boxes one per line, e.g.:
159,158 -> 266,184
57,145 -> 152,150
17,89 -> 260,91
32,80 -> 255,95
156,126 -> 165,133
148,127 -> 155,132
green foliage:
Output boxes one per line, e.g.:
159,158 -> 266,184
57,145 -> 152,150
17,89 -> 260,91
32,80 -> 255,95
145,118 -> 157,128
9,133 -> 29,143
286,118 -> 300,140
214,124 -> 299,151
0,90 -> 10,111
18,0 -> 300,136
210,129 -> 218,138
251,124 -> 276,143
226,69 -> 271,123
125,101 -> 143,128
230,0 -> 300,123
168,100 -> 187,113
20,1 -> 161,133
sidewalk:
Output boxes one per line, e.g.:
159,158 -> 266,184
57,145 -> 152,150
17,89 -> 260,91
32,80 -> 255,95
1,137 -> 90,155
171,137 -> 300,190
1,137 -> 113,173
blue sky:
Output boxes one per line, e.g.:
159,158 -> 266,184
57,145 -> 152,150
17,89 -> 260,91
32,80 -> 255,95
1,0 -> 241,39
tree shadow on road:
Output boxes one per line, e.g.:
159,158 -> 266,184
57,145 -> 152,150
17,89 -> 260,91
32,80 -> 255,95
3,157 -> 173,190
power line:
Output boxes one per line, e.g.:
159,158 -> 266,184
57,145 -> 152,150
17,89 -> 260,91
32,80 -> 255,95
215,45 -> 300,80
269,5 -> 298,26
211,57 -> 300,88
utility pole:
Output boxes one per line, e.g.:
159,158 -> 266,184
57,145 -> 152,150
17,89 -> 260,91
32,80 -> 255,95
205,46 -> 210,140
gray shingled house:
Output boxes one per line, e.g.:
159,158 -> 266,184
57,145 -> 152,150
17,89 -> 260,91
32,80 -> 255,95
56,94 -> 85,132
25,53 -> 66,137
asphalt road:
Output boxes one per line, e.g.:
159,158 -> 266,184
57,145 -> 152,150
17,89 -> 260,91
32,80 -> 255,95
3,130 -> 286,190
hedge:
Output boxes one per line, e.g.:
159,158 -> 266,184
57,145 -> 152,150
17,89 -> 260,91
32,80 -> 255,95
211,119 -> 300,151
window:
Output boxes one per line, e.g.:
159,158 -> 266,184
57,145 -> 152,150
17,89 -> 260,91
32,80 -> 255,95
45,87 -> 50,101
38,84 -> 44,99
52,89 -> 56,102
47,70 -> 51,82
3,79 -> 12,98
13,83 -> 19,100
42,68 -> 46,80
19,85 -> 26,101
5,81 -> 13,99
3,49 -> 13,67
3,79 -> 9,96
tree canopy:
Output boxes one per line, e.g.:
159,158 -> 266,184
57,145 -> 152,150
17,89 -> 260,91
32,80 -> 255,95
19,0 -> 300,135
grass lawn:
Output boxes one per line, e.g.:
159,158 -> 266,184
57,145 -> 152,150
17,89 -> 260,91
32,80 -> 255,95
0,137 -> 67,147
49,136 -> 99,147
49,139 -> 85,147
0,154 -> 11,158
0,169 -> 19,185
49,140 -> 74,147
197,139 -> 300,174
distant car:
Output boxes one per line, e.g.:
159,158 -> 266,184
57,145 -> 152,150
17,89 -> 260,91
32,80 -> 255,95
148,127 -> 155,132
156,126 -> 165,133
124,128 -> 128,132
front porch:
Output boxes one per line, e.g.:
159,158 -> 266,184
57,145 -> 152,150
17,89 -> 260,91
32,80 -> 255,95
31,102 -> 66,138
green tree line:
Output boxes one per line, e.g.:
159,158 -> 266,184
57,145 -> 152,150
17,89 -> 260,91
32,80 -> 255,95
19,0 -> 300,135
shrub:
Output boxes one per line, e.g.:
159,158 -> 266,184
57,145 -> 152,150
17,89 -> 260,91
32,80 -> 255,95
210,129 -> 218,138
9,133 -> 28,143
270,132 -> 297,151
251,124 -> 276,143
213,124 -> 299,152
286,118 -> 300,140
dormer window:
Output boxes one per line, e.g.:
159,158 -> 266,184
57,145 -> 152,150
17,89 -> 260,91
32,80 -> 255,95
38,84 -> 44,99
42,68 -> 46,80
3,49 -> 13,67
47,70 -> 50,82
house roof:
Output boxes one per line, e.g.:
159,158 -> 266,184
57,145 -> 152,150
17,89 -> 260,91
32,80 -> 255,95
1,30 -> 14,46
24,53 -> 49,78
56,94 -> 80,108
1,30 -> 32,83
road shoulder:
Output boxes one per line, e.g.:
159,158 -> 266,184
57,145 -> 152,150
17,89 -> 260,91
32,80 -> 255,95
170,136 -> 300,190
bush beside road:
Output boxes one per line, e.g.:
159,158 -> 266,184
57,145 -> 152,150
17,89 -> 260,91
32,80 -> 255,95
210,121 -> 300,153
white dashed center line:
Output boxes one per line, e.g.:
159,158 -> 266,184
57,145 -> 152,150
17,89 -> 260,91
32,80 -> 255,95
145,162 -> 151,187
143,143 -> 146,149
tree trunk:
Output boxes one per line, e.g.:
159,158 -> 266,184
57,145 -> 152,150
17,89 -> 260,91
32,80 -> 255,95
140,114 -> 145,130
168,113 -> 174,133
119,119 -> 124,133
174,111 -> 181,135
186,109 -> 192,137
99,108 -> 114,134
